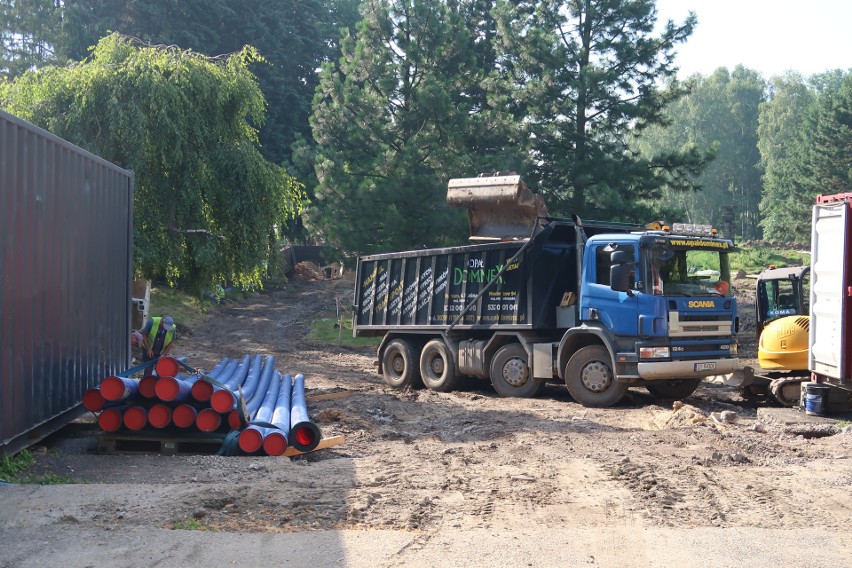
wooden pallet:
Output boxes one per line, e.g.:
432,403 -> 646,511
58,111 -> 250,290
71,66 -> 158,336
97,431 -> 228,455
97,430 -> 345,456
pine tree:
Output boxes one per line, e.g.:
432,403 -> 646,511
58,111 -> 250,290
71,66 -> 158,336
491,0 -> 696,220
310,0 -> 516,254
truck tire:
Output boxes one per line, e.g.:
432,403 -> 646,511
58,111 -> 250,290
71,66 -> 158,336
490,343 -> 545,398
420,339 -> 460,392
382,339 -> 422,389
645,378 -> 701,401
564,345 -> 627,407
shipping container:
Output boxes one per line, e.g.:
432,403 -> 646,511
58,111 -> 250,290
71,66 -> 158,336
0,109 -> 134,455
809,193 -> 852,391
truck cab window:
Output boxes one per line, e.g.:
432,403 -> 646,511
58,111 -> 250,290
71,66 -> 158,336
595,245 -> 635,286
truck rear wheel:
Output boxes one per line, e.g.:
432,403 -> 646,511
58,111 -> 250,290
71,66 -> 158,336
564,345 -> 626,407
420,339 -> 460,392
490,344 -> 545,398
382,339 -> 422,389
645,378 -> 701,401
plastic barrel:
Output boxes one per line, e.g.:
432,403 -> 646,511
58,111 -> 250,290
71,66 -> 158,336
804,383 -> 830,416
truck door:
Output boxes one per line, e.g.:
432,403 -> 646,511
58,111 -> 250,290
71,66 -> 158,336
582,243 -> 639,336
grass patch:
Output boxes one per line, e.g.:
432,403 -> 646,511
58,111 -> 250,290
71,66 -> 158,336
0,450 -> 34,482
148,286 -> 215,333
730,244 -> 810,275
171,519 -> 215,531
0,450 -> 74,484
308,318 -> 380,348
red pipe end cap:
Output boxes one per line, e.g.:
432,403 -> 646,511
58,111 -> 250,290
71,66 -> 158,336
196,409 -> 221,432
98,408 -> 123,432
238,428 -> 264,454
191,380 -> 214,402
263,432 -> 288,456
172,405 -> 198,428
155,357 -> 180,379
228,410 -> 245,430
210,390 -> 236,413
123,406 -> 147,431
83,388 -> 106,412
148,404 -> 172,428
155,377 -> 180,401
138,375 -> 159,398
99,376 -> 126,401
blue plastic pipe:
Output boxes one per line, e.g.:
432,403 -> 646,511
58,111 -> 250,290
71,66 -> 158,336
290,373 -> 321,452
238,369 -> 282,454
263,372 -> 293,456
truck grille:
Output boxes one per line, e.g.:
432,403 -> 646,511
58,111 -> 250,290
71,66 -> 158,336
668,312 -> 732,337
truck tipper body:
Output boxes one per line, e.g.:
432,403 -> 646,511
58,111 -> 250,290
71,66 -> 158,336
353,175 -> 739,407
809,193 -> 852,392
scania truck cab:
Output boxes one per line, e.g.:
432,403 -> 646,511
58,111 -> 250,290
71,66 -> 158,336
575,224 -> 738,405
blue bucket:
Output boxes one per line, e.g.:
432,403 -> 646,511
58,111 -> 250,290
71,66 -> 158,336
804,384 -> 830,416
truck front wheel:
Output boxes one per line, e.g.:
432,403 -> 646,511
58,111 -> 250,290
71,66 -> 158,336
382,339 -> 422,389
490,344 -> 545,398
420,339 -> 460,392
645,378 -> 701,400
564,345 -> 627,407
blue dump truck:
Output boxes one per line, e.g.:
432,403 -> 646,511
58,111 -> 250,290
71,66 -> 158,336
353,175 -> 739,407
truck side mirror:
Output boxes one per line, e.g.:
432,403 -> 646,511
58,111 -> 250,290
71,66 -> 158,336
610,251 -> 634,293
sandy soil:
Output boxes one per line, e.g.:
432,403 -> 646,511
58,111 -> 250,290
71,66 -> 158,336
5,272 -> 852,563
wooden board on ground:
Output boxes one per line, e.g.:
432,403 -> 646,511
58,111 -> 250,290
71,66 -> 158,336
307,391 -> 352,402
283,435 -> 345,457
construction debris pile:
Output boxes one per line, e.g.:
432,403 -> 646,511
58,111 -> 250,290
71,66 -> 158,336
82,355 -> 323,456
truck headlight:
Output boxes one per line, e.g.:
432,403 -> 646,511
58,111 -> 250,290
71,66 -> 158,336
640,347 -> 670,359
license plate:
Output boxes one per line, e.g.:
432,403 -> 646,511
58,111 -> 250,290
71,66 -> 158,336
694,362 -> 716,372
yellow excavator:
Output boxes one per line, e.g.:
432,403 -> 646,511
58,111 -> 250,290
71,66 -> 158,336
746,265 -> 810,406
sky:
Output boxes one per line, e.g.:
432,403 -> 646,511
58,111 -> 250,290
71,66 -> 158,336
654,0 -> 852,79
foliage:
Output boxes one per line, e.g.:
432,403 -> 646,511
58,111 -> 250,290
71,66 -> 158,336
757,73 -> 815,243
758,70 -> 852,244
729,244 -> 810,275
0,449 -> 34,481
636,66 -> 766,239
0,0 -> 61,76
56,0 -> 360,169
0,34 -> 304,292
803,72 -> 852,197
491,0 -> 701,220
311,0 -> 522,254
0,449 -> 73,484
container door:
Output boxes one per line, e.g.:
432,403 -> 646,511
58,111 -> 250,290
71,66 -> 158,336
809,202 -> 848,379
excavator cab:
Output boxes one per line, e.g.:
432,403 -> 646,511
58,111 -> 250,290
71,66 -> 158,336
755,266 -> 810,338
749,266 -> 811,405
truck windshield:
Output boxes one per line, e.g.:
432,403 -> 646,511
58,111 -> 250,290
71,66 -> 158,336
645,247 -> 732,297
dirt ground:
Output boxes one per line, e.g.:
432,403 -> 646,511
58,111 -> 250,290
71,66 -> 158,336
4,272 -> 852,566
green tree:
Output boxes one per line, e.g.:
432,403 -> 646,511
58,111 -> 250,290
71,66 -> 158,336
0,0 -> 62,76
491,0 -> 699,219
757,73 -> 814,242
635,66 -> 765,238
804,71 -> 852,196
58,0 -> 361,167
0,33 -> 303,291
310,0 -> 520,254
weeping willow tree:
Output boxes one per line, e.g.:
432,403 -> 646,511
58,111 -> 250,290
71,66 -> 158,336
0,33 -> 304,291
